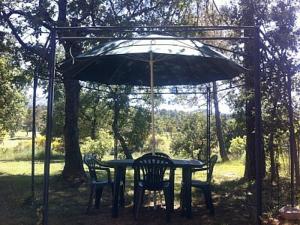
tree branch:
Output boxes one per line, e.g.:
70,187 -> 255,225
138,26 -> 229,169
0,11 -> 49,60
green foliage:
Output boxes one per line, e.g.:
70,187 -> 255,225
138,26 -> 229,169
51,83 -> 65,137
229,136 -> 246,160
0,56 -> 26,138
23,105 -> 47,134
143,133 -> 172,155
80,129 -> 114,160
170,112 -> 207,158
222,117 -> 243,150
0,134 -> 64,161
125,107 -> 151,151
79,86 -> 112,139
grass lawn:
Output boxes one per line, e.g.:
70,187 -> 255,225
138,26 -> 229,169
0,158 -> 260,225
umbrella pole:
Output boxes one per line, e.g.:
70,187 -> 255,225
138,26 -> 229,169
150,51 -> 157,208
150,52 -> 155,155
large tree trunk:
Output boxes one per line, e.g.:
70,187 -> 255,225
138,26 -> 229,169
286,71 -> 300,188
244,94 -> 257,179
62,79 -> 86,182
213,82 -> 229,161
241,0 -> 265,180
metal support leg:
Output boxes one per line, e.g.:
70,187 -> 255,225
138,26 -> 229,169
185,167 -> 192,218
119,168 -> 126,207
42,29 -> 56,225
112,166 -> 122,217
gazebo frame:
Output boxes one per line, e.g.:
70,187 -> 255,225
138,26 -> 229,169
37,25 -> 264,225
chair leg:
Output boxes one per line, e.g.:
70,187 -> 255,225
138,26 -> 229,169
163,188 -> 171,222
202,187 -> 214,215
86,185 -> 95,214
119,183 -> 125,207
95,186 -> 103,209
179,186 -> 185,216
141,189 -> 145,205
111,183 -> 114,195
134,187 -> 143,220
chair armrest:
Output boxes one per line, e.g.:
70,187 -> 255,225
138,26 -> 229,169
191,167 -> 208,173
94,164 -> 112,182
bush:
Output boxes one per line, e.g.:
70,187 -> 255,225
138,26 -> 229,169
0,134 -> 64,161
52,137 -> 64,153
229,136 -> 246,159
81,129 -> 113,160
36,135 -> 46,150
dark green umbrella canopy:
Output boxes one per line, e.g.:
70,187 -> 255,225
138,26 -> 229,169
61,34 -> 244,86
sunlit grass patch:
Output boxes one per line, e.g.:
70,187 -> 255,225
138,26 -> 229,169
213,160 -> 245,183
0,160 -> 64,176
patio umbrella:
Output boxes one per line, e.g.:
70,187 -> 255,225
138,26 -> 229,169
61,34 -> 245,154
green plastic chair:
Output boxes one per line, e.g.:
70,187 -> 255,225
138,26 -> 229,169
83,153 -> 113,213
181,154 -> 218,215
133,154 -> 175,221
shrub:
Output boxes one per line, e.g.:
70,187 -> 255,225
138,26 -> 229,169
36,135 -> 46,150
229,136 -> 246,159
81,129 -> 113,160
52,137 -> 64,153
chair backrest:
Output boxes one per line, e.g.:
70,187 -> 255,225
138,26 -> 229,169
142,152 -> 171,158
133,155 -> 174,191
207,154 -> 218,183
83,153 -> 98,182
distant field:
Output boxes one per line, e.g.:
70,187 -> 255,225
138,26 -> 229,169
0,131 -> 246,181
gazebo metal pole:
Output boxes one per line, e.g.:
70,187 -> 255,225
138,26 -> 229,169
254,27 -> 263,225
31,66 -> 38,200
42,29 -> 56,225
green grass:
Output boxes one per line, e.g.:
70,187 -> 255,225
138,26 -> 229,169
0,156 -> 245,181
0,160 -> 64,176
0,158 -> 255,225
214,160 -> 245,183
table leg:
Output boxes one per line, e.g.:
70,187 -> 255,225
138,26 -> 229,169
133,168 -> 138,212
119,167 -> 126,207
185,167 -> 192,218
112,166 -> 122,218
170,169 -> 175,212
181,168 -> 186,216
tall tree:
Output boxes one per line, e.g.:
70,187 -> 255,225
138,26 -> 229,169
213,81 -> 229,161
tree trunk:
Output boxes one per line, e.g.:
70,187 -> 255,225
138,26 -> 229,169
241,0 -> 265,180
244,94 -> 256,180
213,81 -> 229,161
286,71 -> 300,188
62,79 -> 86,182
112,97 -> 132,159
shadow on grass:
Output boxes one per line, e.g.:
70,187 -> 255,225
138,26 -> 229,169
0,173 -> 256,225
